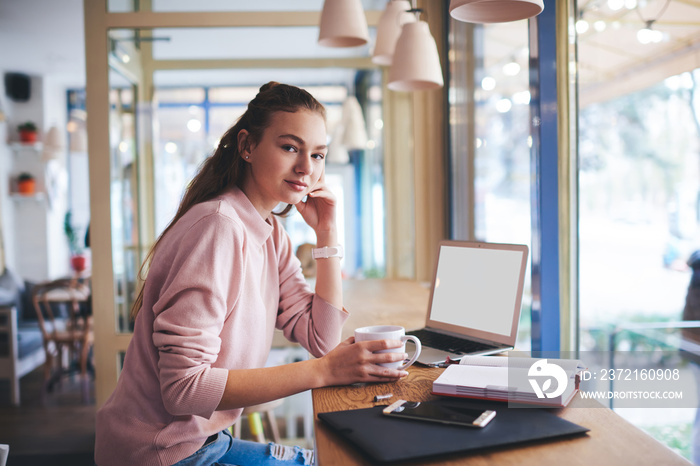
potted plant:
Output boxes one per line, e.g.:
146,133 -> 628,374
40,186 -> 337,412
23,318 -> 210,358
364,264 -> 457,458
16,172 -> 36,195
18,121 -> 38,143
64,211 -> 88,272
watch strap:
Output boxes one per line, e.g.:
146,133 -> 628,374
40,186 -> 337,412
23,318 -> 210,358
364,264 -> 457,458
312,245 -> 344,259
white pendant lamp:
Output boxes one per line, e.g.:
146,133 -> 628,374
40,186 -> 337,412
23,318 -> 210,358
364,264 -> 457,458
318,0 -> 369,48
388,20 -> 444,91
449,0 -> 544,23
42,126 -> 63,161
327,134 -> 350,164
44,126 -> 63,151
372,0 -> 416,66
340,96 -> 368,150
70,128 -> 88,153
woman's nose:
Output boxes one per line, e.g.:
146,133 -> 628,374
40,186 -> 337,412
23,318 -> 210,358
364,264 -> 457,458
295,155 -> 313,175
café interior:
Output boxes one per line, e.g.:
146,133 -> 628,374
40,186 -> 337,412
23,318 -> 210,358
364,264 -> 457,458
3,0 -> 700,463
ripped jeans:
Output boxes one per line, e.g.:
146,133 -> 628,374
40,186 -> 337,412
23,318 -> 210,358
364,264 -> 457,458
172,429 -> 314,466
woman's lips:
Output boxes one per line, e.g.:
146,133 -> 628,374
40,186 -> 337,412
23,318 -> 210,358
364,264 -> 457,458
285,180 -> 307,192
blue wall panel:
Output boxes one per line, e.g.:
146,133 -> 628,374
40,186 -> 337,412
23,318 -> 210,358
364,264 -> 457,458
530,0 -> 560,353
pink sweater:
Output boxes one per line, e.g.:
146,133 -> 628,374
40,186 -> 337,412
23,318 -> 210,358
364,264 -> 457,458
95,187 -> 347,466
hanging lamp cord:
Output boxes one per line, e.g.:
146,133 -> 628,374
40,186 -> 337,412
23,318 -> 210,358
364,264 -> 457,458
634,0 -> 671,28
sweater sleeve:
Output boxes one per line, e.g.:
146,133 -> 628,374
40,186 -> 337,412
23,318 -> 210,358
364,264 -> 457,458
150,211 -> 241,419
274,225 -> 348,358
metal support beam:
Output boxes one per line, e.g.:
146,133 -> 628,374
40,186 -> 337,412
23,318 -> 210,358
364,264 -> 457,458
530,0 -> 570,353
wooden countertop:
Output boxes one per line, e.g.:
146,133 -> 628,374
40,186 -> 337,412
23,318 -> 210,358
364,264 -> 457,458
312,278 -> 691,465
313,365 -> 691,465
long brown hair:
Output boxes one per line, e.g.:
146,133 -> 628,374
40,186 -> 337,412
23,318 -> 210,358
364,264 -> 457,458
130,81 -> 326,320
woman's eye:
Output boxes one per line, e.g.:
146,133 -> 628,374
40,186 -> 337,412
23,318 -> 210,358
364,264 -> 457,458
282,145 -> 297,153
312,153 -> 326,160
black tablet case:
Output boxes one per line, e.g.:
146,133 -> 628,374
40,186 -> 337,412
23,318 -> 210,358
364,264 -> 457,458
318,398 -> 589,463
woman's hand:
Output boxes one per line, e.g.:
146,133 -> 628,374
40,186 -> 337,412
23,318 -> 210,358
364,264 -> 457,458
298,173 -> 343,309
295,174 -> 337,234
316,337 -> 409,387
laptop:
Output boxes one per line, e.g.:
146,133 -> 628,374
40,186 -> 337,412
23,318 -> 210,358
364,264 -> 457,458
407,240 -> 529,366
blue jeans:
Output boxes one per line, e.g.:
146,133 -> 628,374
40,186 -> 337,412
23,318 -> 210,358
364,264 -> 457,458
172,429 -> 314,466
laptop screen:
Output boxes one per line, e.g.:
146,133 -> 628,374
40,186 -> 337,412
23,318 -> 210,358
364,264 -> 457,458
429,242 -> 528,338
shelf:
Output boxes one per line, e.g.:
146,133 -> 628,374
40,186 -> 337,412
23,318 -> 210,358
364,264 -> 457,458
10,142 -> 43,152
9,192 -> 46,202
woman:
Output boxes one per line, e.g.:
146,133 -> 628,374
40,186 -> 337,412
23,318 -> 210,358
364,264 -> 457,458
95,82 -> 408,466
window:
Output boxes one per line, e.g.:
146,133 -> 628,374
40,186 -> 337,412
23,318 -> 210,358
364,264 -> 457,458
576,1 -> 700,460
448,18 -> 532,349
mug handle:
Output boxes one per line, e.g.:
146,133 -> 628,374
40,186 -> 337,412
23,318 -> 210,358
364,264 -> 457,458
398,335 -> 422,370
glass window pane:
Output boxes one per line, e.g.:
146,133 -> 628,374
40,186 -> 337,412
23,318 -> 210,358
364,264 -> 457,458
108,69 -> 141,333
108,0 -> 134,13
154,88 -> 205,103
576,1 -> 700,460
577,2 -> 700,338
473,22 -> 530,245
208,106 -> 246,142
154,105 -> 209,235
449,19 -> 532,349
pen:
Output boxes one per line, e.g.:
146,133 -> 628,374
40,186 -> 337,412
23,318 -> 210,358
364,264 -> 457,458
437,356 -> 460,368
373,393 -> 393,402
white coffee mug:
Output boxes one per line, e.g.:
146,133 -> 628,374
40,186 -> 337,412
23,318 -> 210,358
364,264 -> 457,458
354,325 -> 422,370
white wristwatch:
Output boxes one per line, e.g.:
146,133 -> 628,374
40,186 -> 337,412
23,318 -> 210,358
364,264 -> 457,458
312,245 -> 344,260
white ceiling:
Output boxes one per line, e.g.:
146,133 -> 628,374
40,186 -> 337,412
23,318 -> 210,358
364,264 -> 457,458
4,0 -> 700,104
577,0 -> 700,106
0,0 -> 372,89
0,0 -> 86,88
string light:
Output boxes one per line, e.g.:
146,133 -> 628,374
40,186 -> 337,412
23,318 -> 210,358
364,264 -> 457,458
637,21 -> 663,44
503,60 -> 521,77
608,0 -> 624,11
481,76 -> 496,91
575,19 -> 590,34
635,0 -> 670,45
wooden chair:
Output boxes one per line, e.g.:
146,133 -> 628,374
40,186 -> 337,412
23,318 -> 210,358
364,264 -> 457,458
0,306 -> 45,406
31,277 -> 93,402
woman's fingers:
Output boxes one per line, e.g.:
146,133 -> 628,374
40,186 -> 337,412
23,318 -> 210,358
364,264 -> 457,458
368,370 -> 409,382
353,340 -> 409,380
361,339 -> 404,352
307,186 -> 336,205
296,184 -> 338,232
374,351 -> 409,364
320,337 -> 410,386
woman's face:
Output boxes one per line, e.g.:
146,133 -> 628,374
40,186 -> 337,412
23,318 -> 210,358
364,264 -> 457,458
239,109 -> 327,215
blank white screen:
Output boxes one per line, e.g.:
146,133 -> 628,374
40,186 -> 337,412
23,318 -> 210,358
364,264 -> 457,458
429,245 -> 524,336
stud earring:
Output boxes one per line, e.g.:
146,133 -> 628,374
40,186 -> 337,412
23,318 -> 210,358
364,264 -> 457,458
245,156 -> 249,159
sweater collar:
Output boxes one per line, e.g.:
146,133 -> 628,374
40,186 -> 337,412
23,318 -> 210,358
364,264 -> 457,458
223,186 -> 274,246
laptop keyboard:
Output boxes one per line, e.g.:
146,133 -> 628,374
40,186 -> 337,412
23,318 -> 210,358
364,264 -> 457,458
407,329 -> 497,355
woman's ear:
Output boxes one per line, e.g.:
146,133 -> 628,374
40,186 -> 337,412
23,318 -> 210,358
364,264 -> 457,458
237,129 -> 251,160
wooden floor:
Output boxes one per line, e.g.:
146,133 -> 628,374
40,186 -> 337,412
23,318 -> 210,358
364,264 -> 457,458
0,367 -> 96,466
